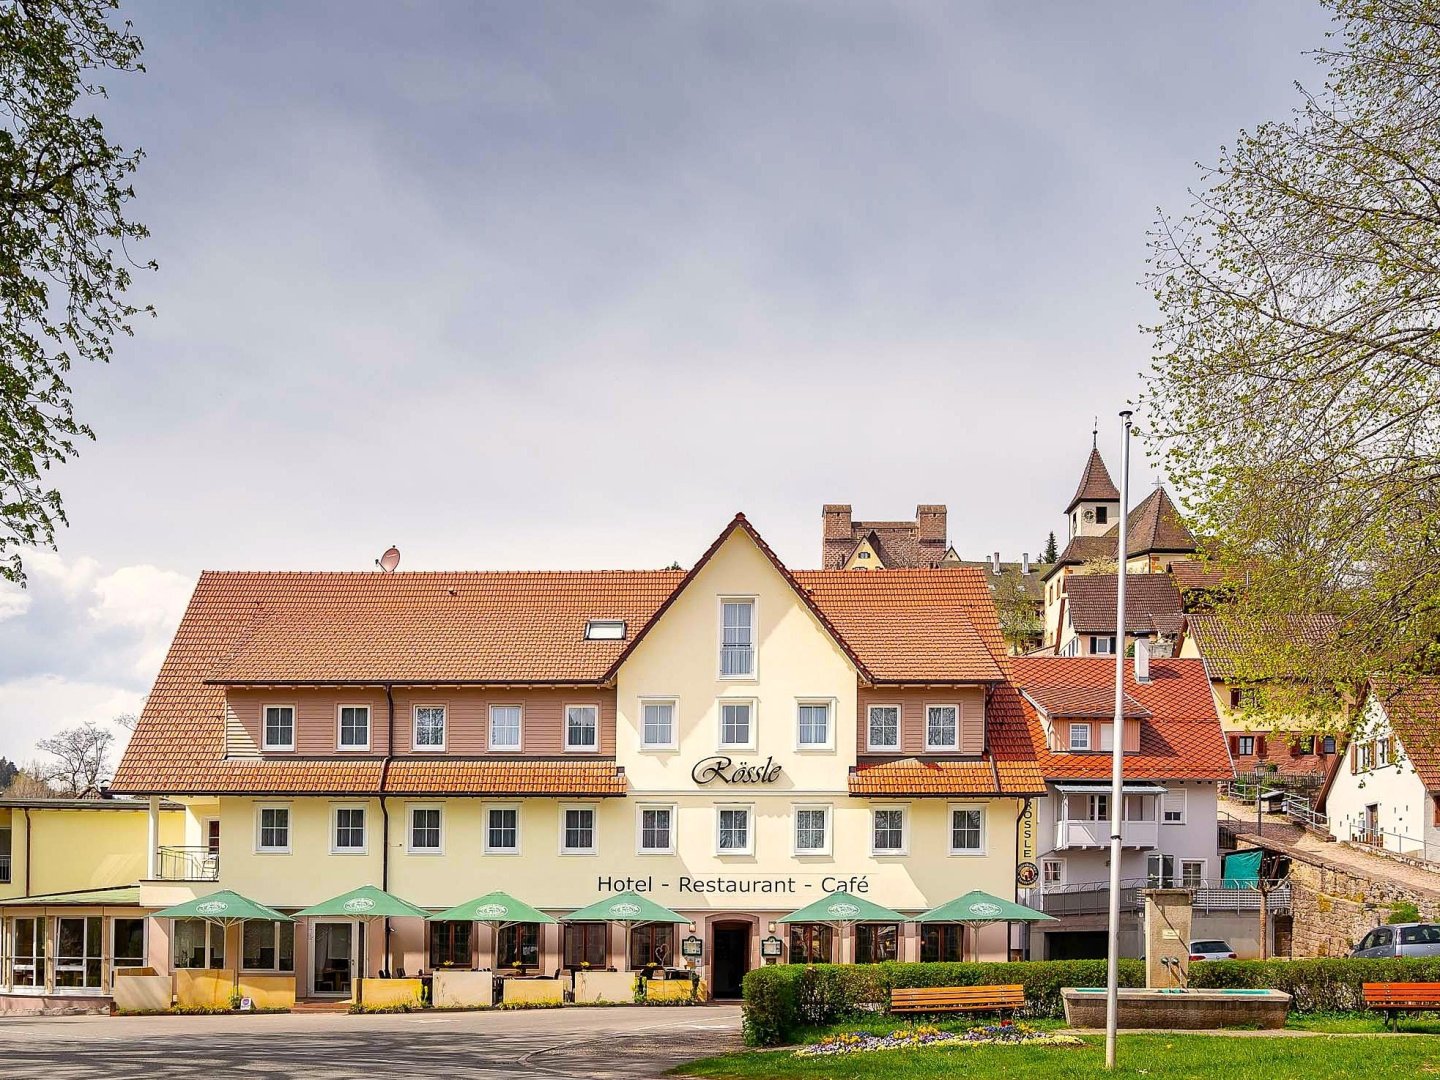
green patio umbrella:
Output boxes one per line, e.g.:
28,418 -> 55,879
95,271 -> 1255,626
563,890 -> 688,971
296,885 -> 430,1002
777,890 -> 906,926
778,891 -> 907,964
151,890 -> 292,1000
429,891 -> 556,973
915,889 -> 1055,962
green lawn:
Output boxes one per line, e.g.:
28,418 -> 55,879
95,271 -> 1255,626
675,1031 -> 1440,1080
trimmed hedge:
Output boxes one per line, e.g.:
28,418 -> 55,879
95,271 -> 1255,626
740,960 -> 1145,1046
1188,957 -> 1440,1012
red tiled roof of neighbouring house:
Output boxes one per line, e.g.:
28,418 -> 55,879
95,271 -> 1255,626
1181,613 -> 1340,682
1064,574 -> 1182,635
1067,449 -> 1120,512
1167,558 -> 1228,592
1371,677 -> 1440,792
1021,684 -> 1151,719
1012,656 -> 1232,781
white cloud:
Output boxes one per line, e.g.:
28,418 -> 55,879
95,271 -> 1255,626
0,675 -> 142,765
0,552 -> 193,758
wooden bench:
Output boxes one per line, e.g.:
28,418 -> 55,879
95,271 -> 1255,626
890,984 -> 1026,1018
1363,982 -> 1440,1030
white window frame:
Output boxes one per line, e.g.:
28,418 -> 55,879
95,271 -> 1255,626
924,704 -> 960,752
407,804 -> 444,855
639,698 -> 678,751
255,804 -> 292,854
412,704 -> 447,752
792,803 -> 832,857
636,803 -> 676,855
866,704 -> 902,752
484,803 -> 521,855
564,704 -> 600,753
1237,734 -> 1256,757
262,704 -> 296,752
1041,857 -> 1066,889
717,596 -> 758,680
1069,722 -> 1092,752
53,915 -> 104,992
717,698 -> 757,751
1180,858 -> 1206,889
871,805 -> 909,856
795,699 -> 835,751
715,804 -> 754,856
1162,789 -> 1187,825
947,803 -> 986,856
1090,635 -> 1117,655
559,804 -> 598,856
336,704 -> 371,752
488,704 -> 524,753
331,803 -> 368,855
584,619 -> 627,640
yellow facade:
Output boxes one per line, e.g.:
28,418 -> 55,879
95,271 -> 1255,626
0,803 -> 184,900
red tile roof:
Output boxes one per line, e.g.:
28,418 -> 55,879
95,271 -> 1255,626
1370,677 -> 1440,791
1021,684 -> 1150,719
1064,574 -> 1182,635
1067,448 -> 1120,512
1107,487 -> 1197,557
114,516 -> 1019,795
1181,613 -> 1340,682
1012,656 -> 1232,781
1042,534 -> 1115,579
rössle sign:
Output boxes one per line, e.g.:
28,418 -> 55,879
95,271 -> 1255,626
691,755 -> 782,785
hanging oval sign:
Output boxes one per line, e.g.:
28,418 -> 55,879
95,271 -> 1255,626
343,897 -> 377,914
474,904 -> 509,920
609,902 -> 643,918
826,902 -> 861,918
968,902 -> 1003,918
196,900 -> 228,916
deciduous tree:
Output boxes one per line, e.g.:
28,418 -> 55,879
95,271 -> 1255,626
1145,0 -> 1440,713
36,720 -> 113,794
1,0 -> 153,584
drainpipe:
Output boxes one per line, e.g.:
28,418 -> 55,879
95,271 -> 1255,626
380,683 -> 395,974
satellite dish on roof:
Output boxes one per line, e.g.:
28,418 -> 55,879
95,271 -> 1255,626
377,546 -> 400,573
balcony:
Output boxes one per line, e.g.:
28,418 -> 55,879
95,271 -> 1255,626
155,846 -> 219,881
1055,819 -> 1159,850
1038,878 -> 1291,916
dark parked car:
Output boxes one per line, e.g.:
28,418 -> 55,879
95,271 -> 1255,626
1351,923 -> 1440,958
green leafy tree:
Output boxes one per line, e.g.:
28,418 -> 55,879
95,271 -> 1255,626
1042,531 -> 1058,564
1,0 -> 153,584
1144,0 -> 1440,712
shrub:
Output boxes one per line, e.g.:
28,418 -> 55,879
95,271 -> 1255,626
740,960 -> 1144,1046
1189,957 -> 1440,1011
1388,902 -> 1421,924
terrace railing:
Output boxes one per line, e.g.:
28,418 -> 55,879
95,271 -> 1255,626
1038,877 -> 1290,916
154,846 -> 219,881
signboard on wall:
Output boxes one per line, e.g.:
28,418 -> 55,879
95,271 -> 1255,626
1018,799 -> 1037,863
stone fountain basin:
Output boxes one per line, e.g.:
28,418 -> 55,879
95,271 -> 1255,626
1061,987 -> 1291,1029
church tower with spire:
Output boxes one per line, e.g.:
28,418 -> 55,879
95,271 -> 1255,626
1064,426 -> 1121,540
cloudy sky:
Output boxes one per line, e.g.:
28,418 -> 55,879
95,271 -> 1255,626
0,0 -> 1334,763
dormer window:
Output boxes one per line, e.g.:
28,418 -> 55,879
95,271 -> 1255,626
585,619 -> 626,641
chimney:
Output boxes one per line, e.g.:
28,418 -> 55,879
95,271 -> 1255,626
917,504 -> 947,544
1135,639 -> 1151,684
823,504 -> 853,542
1021,552 -> 1031,575
991,552 -> 1001,574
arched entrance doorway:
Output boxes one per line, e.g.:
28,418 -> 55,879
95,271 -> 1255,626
710,920 -> 751,999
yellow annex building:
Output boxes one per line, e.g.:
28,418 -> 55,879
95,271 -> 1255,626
0,515 -> 1047,1011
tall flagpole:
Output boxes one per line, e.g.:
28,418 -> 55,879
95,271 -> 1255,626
1104,410 -> 1133,1070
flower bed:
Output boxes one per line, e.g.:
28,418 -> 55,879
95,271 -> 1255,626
796,1022 -> 1082,1057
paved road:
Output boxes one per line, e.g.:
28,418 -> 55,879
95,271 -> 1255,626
0,1004 -> 744,1079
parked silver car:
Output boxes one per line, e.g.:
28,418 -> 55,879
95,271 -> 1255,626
1188,939 -> 1237,961
1351,923 -> 1440,958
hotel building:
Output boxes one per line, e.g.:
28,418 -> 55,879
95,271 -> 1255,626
89,514 -> 1044,1001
